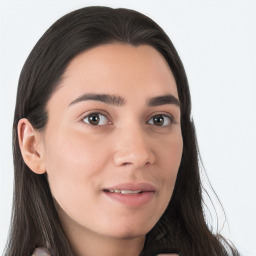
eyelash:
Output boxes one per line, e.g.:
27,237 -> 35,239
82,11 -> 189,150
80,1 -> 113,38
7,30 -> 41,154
81,111 -> 175,128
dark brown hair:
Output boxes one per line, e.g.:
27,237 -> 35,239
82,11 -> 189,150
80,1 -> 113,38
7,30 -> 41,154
4,6 -> 239,256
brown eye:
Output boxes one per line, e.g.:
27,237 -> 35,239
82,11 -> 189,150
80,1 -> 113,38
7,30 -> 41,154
152,114 -> 164,126
83,113 -> 109,126
148,114 -> 173,127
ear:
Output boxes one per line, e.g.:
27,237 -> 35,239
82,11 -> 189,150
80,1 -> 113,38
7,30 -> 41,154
17,118 -> 46,174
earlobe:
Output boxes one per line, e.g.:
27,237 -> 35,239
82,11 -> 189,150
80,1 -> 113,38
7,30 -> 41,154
17,118 -> 46,174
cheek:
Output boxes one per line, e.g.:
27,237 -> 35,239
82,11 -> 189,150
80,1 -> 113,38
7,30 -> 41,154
157,131 -> 183,194
44,129 -> 110,205
159,130 -> 183,173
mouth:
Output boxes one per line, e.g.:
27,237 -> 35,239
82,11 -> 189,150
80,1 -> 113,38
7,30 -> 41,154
103,189 -> 144,194
103,182 -> 156,206
104,182 -> 156,192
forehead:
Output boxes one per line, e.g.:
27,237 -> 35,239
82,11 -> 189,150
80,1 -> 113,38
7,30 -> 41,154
48,43 -> 178,107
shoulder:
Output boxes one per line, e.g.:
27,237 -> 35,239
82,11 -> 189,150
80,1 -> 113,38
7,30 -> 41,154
31,247 -> 51,256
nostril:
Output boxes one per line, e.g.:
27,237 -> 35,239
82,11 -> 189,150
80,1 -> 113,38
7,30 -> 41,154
113,148 -> 155,167
122,162 -> 131,166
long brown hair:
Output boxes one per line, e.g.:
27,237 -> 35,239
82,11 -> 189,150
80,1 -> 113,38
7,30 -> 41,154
4,6 -> 239,256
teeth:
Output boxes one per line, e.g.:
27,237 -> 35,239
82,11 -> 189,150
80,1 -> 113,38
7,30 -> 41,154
121,190 -> 143,194
108,189 -> 143,194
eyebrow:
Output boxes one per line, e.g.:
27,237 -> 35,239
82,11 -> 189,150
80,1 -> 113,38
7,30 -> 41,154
147,94 -> 180,107
69,93 -> 125,107
68,93 -> 180,107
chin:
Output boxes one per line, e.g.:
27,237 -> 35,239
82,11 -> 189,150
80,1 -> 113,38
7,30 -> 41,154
104,222 -> 152,240
110,230 -> 147,240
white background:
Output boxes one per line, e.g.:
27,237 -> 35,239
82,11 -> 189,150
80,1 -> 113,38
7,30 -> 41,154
0,0 -> 255,255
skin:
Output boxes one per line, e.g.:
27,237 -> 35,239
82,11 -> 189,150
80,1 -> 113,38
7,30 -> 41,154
18,44 -> 182,256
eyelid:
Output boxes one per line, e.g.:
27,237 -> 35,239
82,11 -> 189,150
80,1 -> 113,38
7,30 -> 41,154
80,110 -> 112,126
147,113 -> 175,126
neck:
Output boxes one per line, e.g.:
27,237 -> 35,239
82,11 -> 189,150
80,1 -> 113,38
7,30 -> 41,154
69,231 -> 145,256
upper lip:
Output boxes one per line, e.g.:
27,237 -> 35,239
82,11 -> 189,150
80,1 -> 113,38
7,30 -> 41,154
104,182 -> 156,192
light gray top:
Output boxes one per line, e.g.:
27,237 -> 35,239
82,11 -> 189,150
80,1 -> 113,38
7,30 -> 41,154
31,247 -> 51,256
31,247 -> 178,256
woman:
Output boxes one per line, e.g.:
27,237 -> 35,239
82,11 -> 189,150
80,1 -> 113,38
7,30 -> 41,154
4,6 -> 239,256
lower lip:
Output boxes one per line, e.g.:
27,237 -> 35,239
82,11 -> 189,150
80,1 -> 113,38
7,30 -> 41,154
103,191 -> 155,207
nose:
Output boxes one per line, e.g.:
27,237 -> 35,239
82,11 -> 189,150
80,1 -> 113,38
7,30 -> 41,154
113,124 -> 156,168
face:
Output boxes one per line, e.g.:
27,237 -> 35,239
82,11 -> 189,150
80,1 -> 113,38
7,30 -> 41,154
41,44 -> 183,240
